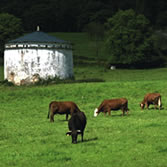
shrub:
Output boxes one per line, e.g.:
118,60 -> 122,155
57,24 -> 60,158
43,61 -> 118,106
0,13 -> 23,57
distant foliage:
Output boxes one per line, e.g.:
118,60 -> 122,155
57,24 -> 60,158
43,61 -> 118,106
84,22 -> 104,41
0,13 -> 23,57
84,22 -> 105,58
1,0 -> 167,32
105,9 -> 164,68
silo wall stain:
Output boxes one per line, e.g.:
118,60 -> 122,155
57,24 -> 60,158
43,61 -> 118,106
4,48 -> 73,85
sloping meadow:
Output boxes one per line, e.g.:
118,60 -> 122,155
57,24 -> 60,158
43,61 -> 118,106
0,79 -> 167,167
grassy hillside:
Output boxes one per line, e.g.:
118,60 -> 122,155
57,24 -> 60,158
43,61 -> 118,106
1,66 -> 167,167
1,32 -> 167,167
50,32 -> 107,65
74,66 -> 167,82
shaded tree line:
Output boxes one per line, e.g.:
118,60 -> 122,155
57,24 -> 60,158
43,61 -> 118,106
0,0 -> 167,69
0,0 -> 167,32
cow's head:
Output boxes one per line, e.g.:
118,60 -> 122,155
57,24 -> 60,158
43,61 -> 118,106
140,103 -> 145,109
66,130 -> 82,144
94,108 -> 99,117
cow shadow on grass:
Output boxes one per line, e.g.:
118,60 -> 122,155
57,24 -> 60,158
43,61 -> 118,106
77,137 -> 98,144
104,114 -> 129,117
58,119 -> 68,122
147,107 -> 164,110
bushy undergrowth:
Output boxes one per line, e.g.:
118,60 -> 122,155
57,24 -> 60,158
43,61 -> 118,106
34,76 -> 105,86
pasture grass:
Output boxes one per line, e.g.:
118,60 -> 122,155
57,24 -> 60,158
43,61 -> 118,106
1,69 -> 167,167
74,66 -> 167,82
1,32 -> 167,166
50,32 -> 107,65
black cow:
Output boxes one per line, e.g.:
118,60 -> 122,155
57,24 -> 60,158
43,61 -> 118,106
66,111 -> 87,144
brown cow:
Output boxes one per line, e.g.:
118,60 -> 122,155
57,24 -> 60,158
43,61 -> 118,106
94,98 -> 129,117
47,101 -> 81,122
140,93 -> 162,110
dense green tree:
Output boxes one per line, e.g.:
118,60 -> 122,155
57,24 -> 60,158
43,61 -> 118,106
105,9 -> 162,68
0,13 -> 23,57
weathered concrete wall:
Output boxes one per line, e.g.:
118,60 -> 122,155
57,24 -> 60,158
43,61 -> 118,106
4,48 -> 73,85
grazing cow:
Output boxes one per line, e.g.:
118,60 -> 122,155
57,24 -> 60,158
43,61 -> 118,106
66,111 -> 87,144
94,98 -> 129,117
47,101 -> 81,122
140,93 -> 162,110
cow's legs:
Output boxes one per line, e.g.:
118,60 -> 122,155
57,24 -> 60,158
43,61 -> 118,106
81,132 -> 84,142
104,112 -> 106,116
126,109 -> 128,115
50,113 -> 54,122
122,110 -> 125,116
146,103 -> 149,109
66,114 -> 68,121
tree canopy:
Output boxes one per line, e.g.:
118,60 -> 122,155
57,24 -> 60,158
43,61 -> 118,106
105,9 -> 164,68
0,0 -> 166,32
0,13 -> 23,56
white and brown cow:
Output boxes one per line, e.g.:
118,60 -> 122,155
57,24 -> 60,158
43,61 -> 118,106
94,98 -> 129,117
140,93 -> 162,110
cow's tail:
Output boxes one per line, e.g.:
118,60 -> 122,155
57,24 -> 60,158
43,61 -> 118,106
125,100 -> 130,114
47,109 -> 50,119
47,103 -> 51,119
158,96 -> 162,108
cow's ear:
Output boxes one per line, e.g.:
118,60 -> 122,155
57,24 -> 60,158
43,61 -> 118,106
66,131 -> 72,136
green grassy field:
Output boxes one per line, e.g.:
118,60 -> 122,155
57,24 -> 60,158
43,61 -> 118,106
50,32 -> 107,65
1,32 -> 167,167
1,65 -> 167,167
